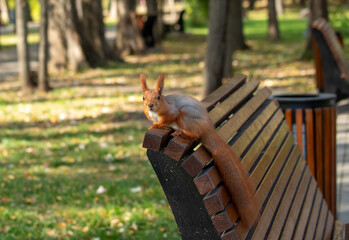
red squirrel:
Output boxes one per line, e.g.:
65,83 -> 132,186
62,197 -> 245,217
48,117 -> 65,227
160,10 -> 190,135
141,73 -> 260,228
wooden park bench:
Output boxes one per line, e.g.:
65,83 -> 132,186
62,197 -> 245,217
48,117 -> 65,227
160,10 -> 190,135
312,18 -> 349,101
142,74 -> 349,239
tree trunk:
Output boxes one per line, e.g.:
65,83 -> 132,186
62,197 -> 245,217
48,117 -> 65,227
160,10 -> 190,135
115,0 -> 145,56
249,0 -> 257,10
142,0 -> 159,47
267,0 -> 281,41
276,0 -> 284,16
16,0 -> 33,93
203,0 -> 228,97
48,0 -> 118,72
302,0 -> 328,58
0,0 -> 10,24
38,0 -> 49,92
231,0 -> 249,51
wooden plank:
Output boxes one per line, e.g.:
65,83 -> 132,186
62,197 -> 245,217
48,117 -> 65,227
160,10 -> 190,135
266,158 -> 306,240
249,122 -> 289,188
323,107 -> 332,213
292,178 -> 318,239
233,133 -> 294,239
221,229 -> 240,240
182,88 -> 272,177
194,165 -> 221,195
295,109 -> 303,155
211,203 -> 238,234
142,127 -> 173,151
285,109 -> 292,132
164,80 -> 259,161
303,189 -> 322,240
231,100 -> 279,158
323,209 -> 334,240
201,74 -> 247,111
314,200 -> 328,240
251,147 -> 300,240
314,108 -> 324,193
280,167 -> 312,239
305,109 -> 315,176
208,80 -> 259,126
241,109 -> 284,172
203,185 -> 230,215
202,110 -> 284,217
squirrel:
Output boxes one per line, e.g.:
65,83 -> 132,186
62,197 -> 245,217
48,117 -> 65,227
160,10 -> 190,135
141,73 -> 260,228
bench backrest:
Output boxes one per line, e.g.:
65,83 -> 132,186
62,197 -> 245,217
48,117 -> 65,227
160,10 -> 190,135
312,18 -> 349,99
143,75 -> 336,239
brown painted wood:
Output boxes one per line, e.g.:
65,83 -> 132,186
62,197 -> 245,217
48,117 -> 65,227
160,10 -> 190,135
314,108 -> 324,193
285,109 -> 292,132
201,74 -> 246,111
303,188 -> 322,239
241,109 -> 284,172
312,37 -> 325,91
203,185 -> 230,215
211,203 -> 238,234
314,200 -> 328,240
330,107 -> 337,219
323,107 -> 332,214
163,135 -> 194,161
249,122 -> 289,188
231,101 -> 279,158
194,165 -> 221,195
305,109 -> 315,176
266,158 -> 306,239
220,229 -> 240,240
295,109 -> 303,155
280,168 -> 312,239
142,127 -> 173,151
251,147 -> 300,239
323,209 -> 334,240
292,178 -> 318,239
182,88 -> 272,177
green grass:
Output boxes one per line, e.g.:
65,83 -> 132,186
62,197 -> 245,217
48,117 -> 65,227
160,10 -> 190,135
0,6 -> 348,239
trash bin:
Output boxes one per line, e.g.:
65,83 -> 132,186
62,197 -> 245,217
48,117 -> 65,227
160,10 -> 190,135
274,93 -> 337,217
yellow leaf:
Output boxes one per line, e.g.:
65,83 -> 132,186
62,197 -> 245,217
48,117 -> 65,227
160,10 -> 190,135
2,150 -> 8,157
82,226 -> 89,232
57,222 -> 66,229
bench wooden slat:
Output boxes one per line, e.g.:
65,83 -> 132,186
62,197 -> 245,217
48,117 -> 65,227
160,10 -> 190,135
314,200 -> 328,240
241,109 -> 284,172
211,203 -> 238,234
250,147 -> 300,239
142,127 -> 173,151
303,188 -> 322,239
280,168 -> 312,239
231,100 -> 279,158
182,87 -> 272,177
193,100 -> 280,196
203,112 -> 285,225
164,80 -> 259,161
285,109 -> 292,132
323,211 -> 334,240
305,109 -> 316,176
232,133 -> 294,239
203,185 -> 230,215
292,178 -> 318,239
201,74 -> 247,110
266,158 -> 306,239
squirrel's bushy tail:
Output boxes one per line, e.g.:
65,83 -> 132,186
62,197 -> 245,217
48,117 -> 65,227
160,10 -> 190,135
202,127 -> 261,228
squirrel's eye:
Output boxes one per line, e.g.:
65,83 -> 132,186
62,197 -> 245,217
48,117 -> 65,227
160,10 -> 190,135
143,96 -> 145,101
157,96 -> 161,100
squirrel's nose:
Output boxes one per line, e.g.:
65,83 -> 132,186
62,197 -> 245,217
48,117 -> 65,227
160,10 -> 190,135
148,103 -> 154,109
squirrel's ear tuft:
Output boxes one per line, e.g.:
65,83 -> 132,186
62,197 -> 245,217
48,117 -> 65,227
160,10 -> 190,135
140,73 -> 148,92
156,74 -> 165,95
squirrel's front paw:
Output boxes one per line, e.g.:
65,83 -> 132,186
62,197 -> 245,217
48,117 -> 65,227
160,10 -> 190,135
171,131 -> 182,137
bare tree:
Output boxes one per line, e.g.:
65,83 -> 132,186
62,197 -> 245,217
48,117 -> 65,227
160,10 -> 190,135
115,0 -> 145,56
38,0 -> 49,92
16,0 -> 33,93
48,0 -> 118,72
267,0 -> 281,40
